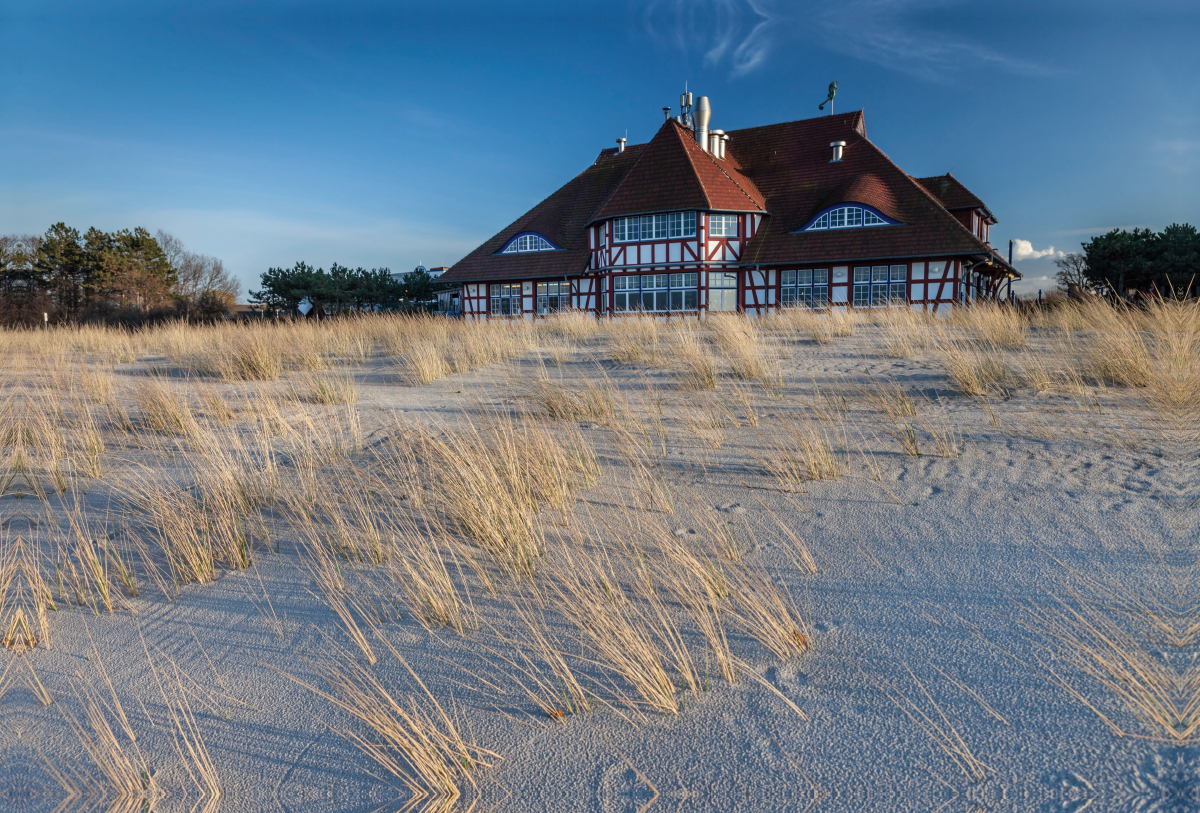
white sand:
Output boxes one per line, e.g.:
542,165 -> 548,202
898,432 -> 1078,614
4,322 -> 1196,812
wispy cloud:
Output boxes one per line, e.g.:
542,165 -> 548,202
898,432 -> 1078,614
642,0 -> 1049,81
1011,239 -> 1062,261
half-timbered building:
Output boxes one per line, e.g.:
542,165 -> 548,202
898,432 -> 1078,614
442,98 -> 1019,320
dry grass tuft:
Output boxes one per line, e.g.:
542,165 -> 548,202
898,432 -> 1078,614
297,638 -> 498,806
298,371 -> 358,405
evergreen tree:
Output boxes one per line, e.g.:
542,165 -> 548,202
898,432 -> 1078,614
36,223 -> 87,321
403,266 -> 435,305
1156,223 -> 1199,294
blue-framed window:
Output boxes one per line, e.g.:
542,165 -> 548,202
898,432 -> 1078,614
536,281 -> 570,314
709,214 -> 739,237
613,212 -> 697,242
499,233 -> 560,253
490,283 -> 521,315
799,204 -> 899,232
613,273 -> 698,312
781,269 -> 830,309
852,265 -> 907,307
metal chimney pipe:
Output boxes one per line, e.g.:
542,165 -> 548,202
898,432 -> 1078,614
617,137 -> 626,153
830,140 -> 846,162
694,96 -> 711,152
663,107 -> 671,122
710,129 -> 725,159
720,133 -> 729,160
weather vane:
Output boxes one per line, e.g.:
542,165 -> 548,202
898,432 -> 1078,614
818,81 -> 838,114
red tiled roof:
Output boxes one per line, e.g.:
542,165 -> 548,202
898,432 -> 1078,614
913,174 -> 995,222
592,119 -> 766,221
440,145 -> 646,284
728,112 -> 998,267
444,109 -> 1013,282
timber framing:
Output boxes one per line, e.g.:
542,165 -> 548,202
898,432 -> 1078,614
442,108 -> 1020,320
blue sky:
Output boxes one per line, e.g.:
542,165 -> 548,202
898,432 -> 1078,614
3,0 -> 1197,296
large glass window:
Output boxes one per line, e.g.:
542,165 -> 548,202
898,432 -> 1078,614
502,234 -> 555,253
806,206 -> 891,231
614,211 -> 696,242
709,270 -> 738,311
709,214 -> 739,237
668,212 -> 697,238
852,265 -> 907,308
537,281 -> 570,315
612,273 -> 698,312
781,269 -> 830,309
490,283 -> 521,316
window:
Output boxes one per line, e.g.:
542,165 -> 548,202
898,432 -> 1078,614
709,270 -> 738,312
805,206 -> 892,231
852,265 -> 907,308
490,283 -> 521,316
781,269 -> 830,309
614,211 -> 695,242
613,273 -> 698,312
668,211 -> 697,238
501,233 -> 556,253
537,281 -> 570,315
709,214 -> 739,237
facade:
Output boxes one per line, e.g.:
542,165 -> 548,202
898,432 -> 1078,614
441,100 -> 1019,320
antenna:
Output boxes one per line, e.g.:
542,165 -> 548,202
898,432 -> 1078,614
680,82 -> 694,129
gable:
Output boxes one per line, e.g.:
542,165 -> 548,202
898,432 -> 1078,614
592,120 -> 766,222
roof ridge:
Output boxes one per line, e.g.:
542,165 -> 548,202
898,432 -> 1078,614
725,110 -> 866,137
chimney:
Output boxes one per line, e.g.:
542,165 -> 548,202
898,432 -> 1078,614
830,141 -> 846,162
617,137 -> 626,153
663,107 -> 672,122
710,129 -> 725,159
694,96 -> 711,152
720,133 -> 729,160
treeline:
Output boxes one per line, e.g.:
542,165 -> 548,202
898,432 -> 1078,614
0,223 -> 239,327
249,262 -> 439,315
1064,223 -> 1199,295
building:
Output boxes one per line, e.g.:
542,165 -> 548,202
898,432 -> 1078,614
391,264 -> 448,284
441,96 -> 1019,320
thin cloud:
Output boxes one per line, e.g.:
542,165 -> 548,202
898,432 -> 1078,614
815,0 -> 1048,82
1012,239 -> 1063,261
641,0 -> 1049,81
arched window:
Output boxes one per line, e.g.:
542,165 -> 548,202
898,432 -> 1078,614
800,205 -> 897,232
499,233 -> 560,253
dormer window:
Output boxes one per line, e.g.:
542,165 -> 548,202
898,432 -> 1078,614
802,205 -> 896,232
499,233 -> 559,253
